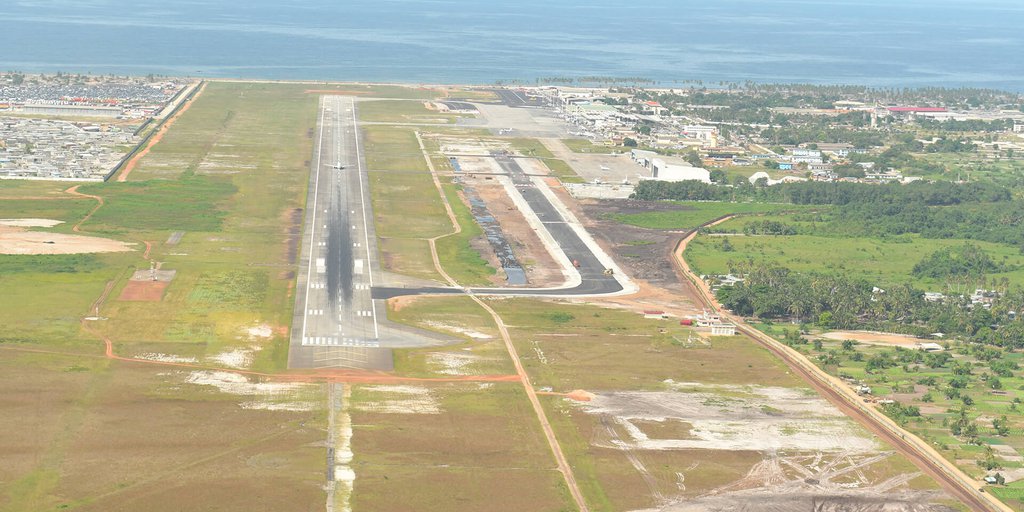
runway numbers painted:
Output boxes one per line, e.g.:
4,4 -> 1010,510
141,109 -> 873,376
355,284 -> 370,290
308,309 -> 325,316
353,242 -> 361,248
357,310 -> 373,317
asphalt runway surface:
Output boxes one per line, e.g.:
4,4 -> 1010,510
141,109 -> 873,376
290,96 -> 391,370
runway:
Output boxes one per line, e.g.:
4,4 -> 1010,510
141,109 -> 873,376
290,96 -> 391,370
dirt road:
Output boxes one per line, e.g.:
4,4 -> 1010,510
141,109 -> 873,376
672,218 -> 1009,512
115,82 -> 207,182
421,131 -> 591,511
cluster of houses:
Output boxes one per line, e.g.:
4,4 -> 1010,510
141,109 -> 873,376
923,289 -> 1006,311
0,118 -> 138,181
0,75 -> 191,181
0,75 -> 187,120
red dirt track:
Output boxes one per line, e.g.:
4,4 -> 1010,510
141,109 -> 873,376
116,82 -> 207,182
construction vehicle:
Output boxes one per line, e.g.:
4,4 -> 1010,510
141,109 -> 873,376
603,268 -> 614,276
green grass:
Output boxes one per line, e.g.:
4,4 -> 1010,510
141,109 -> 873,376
377,237 -> 444,282
542,158 -> 586,183
361,125 -> 430,171
357,99 -> 463,124
308,83 -> 444,99
0,199 -> 96,232
387,295 -> 511,377
187,271 -> 268,311
508,138 -> 555,158
487,298 -> 802,391
610,202 -> 807,230
435,181 -> 495,286
79,177 -> 235,235
368,171 -> 450,239
687,232 -> 1024,289
560,139 -> 620,154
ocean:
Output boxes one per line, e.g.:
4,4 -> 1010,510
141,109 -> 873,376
2,0 -> 1023,90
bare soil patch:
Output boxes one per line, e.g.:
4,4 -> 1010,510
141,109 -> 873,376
118,281 -> 170,302
474,180 -> 563,286
820,330 -> 926,348
118,269 -> 177,301
581,199 -> 689,295
0,225 -> 134,255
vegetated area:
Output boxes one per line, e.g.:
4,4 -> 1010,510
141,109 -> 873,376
357,99 -> 464,124
0,81 -> 331,510
629,177 -> 1024,499
383,294 -> 959,510
348,382 -> 574,512
609,200 -> 808,230
0,351 -> 326,512
756,325 -> 1024,510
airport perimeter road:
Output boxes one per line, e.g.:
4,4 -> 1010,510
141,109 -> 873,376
290,96 -> 391,370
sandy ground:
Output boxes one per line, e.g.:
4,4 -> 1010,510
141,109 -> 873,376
0,224 -> 134,255
581,384 -> 878,453
0,218 -> 64,228
473,179 -> 564,287
355,385 -> 441,414
820,330 -> 928,348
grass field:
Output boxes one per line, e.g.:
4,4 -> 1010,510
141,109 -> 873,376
361,125 -> 430,172
357,99 -> 463,124
610,202 -> 808,230
386,295 -> 512,377
541,158 -> 586,183
763,328 -> 1024,488
560,139 -> 621,154
687,231 -> 1024,289
1,82 -> 317,367
349,382 -> 573,512
0,352 -> 325,512
435,181 -> 495,286
307,83 -> 444,100
486,298 -> 802,390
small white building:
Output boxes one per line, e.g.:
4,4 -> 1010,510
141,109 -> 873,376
710,323 -> 737,336
648,158 -> 710,183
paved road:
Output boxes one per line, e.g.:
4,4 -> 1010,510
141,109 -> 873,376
290,96 -> 391,370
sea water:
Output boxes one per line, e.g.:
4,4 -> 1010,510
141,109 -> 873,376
2,0 -> 1022,90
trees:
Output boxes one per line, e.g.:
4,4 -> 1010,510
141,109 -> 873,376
685,150 -> 703,168
623,138 -> 638,147
912,244 -> 1013,279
